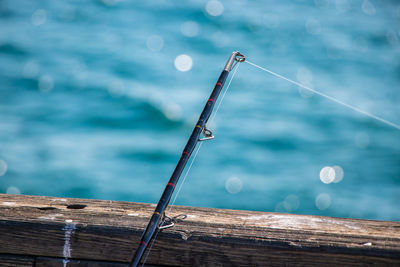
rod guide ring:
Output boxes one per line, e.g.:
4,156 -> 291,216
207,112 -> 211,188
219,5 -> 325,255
234,52 -> 246,62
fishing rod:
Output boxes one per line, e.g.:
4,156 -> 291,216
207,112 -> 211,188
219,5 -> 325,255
130,51 -> 245,267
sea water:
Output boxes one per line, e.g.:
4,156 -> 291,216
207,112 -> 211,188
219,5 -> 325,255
0,0 -> 399,221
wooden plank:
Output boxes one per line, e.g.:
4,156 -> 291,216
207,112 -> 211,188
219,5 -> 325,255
0,254 -> 34,266
36,257 -> 163,267
0,193 -> 399,266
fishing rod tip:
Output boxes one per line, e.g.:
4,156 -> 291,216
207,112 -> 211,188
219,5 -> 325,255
224,51 -> 245,71
234,51 -> 246,62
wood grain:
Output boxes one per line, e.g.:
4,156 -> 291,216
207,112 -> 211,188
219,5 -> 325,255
36,257 -> 162,267
0,254 -> 34,267
0,194 -> 399,266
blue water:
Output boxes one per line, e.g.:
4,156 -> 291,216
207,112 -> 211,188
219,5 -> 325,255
0,0 -> 399,221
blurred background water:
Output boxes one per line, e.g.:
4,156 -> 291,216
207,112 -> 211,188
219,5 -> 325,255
0,0 -> 399,221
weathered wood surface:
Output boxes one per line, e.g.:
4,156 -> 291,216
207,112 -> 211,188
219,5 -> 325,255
35,257 -> 162,267
0,193 -> 399,266
0,254 -> 34,266
0,254 -> 161,267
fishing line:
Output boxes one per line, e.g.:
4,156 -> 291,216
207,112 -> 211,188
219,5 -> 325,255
140,142 -> 204,266
138,61 -> 241,266
168,62 -> 240,211
209,63 -> 241,123
245,60 -> 400,131
167,63 -> 240,212
168,142 -> 203,211
140,227 -> 160,267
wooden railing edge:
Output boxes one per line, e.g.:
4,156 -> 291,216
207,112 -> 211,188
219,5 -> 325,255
0,193 -> 399,266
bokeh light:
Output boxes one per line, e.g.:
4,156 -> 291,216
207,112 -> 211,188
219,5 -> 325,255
174,54 -> 193,72
146,35 -> 164,52
361,0 -> 376,16
275,202 -> 285,213
225,176 -> 243,194
298,87 -> 314,98
332,166 -> 344,183
6,186 -> 21,195
320,166 -> 335,184
315,193 -> 331,210
0,160 -> 8,176
38,75 -> 54,93
31,9 -> 47,26
320,166 -> 344,184
386,30 -> 398,46
283,194 -> 300,212
205,1 -> 224,17
296,67 -> 313,84
162,103 -> 182,121
296,67 -> 314,98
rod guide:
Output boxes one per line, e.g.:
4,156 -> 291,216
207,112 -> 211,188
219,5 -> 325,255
224,51 -> 246,72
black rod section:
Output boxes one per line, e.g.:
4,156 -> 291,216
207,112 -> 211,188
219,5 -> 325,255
130,51 -> 244,267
